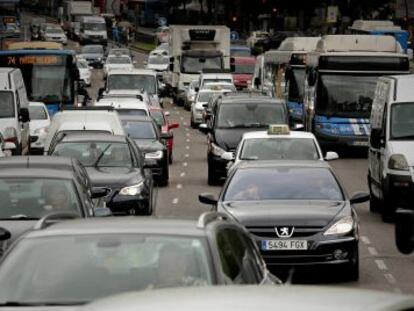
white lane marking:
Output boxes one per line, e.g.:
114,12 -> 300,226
183,122 -> 188,126
186,139 -> 190,143
185,154 -> 189,158
384,273 -> 397,285
368,247 -> 378,256
186,146 -> 190,149
180,172 -> 186,177
177,184 -> 182,189
361,236 -> 371,245
375,259 -> 388,271
172,198 -> 179,204
183,162 -> 188,167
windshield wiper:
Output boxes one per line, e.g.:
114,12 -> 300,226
93,144 -> 112,167
0,301 -> 87,306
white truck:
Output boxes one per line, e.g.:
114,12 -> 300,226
167,25 -> 230,106
62,0 -> 93,40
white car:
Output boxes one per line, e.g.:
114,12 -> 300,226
190,89 -> 232,129
43,26 -> 67,45
28,102 -> 51,154
146,53 -> 169,72
95,98 -> 150,117
104,56 -> 134,77
223,125 -> 338,172
202,82 -> 237,93
199,72 -> 234,90
77,58 -> 92,87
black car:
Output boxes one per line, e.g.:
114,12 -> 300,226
78,44 -> 105,68
395,208 -> 414,254
0,156 -> 108,249
0,213 -> 279,307
199,161 -> 370,281
199,94 -> 288,185
120,115 -> 169,186
49,133 -> 155,215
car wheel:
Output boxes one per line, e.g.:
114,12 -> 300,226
208,163 -> 218,186
382,195 -> 395,223
368,176 -> 380,213
345,246 -> 359,281
158,160 -> 169,186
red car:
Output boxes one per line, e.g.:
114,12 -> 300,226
232,56 -> 256,90
149,107 -> 179,164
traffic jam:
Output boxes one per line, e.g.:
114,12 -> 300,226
0,0 -> 414,308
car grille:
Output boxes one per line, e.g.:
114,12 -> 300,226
247,226 -> 324,238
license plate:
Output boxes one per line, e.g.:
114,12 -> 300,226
351,141 -> 368,146
261,239 -> 308,251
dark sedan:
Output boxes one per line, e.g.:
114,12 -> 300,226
199,161 -> 369,281
120,115 -> 169,186
50,133 -> 155,215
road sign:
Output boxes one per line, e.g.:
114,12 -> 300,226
230,31 -> 239,41
158,17 -> 167,27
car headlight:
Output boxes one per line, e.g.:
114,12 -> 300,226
211,143 -> 226,157
324,216 -> 354,236
145,150 -> 163,159
388,154 -> 409,171
34,126 -> 48,135
119,181 -> 144,196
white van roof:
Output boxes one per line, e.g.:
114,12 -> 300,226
316,35 -> 403,53
386,74 -> 414,103
0,68 -> 18,89
349,20 -> 402,32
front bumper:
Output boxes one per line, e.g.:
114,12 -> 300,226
105,190 -> 150,215
314,128 -> 368,148
384,174 -> 414,209
256,236 -> 358,267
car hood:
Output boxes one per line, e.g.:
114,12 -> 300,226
0,220 -> 38,246
29,120 -> 50,132
133,139 -> 164,153
79,53 -> 102,59
85,167 -> 143,188
388,141 -> 414,166
220,200 -> 346,227
214,128 -> 262,151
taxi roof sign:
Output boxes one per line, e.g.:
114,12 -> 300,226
268,124 -> 290,135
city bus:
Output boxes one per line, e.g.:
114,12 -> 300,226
0,48 -> 78,115
304,35 -> 410,149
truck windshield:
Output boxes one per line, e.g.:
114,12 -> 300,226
0,91 -> 15,118
107,74 -> 156,94
181,55 -> 222,74
84,23 -> 106,31
316,74 -> 377,118
288,68 -> 305,103
390,103 -> 414,140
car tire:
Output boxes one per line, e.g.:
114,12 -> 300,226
368,177 -> 380,213
345,246 -> 359,281
158,161 -> 169,187
208,163 -> 218,186
382,195 -> 395,223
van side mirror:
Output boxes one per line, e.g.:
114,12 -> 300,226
19,107 -> 30,123
395,208 -> 414,254
349,192 -> 370,204
370,129 -> 384,149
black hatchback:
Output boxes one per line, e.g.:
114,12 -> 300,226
199,161 -> 369,281
50,133 -> 155,215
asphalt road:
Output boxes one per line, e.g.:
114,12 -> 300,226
21,13 -> 414,294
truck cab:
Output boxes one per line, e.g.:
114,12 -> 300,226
368,75 -> 414,222
0,68 -> 30,155
79,16 -> 107,46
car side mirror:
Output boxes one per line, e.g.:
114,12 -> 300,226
350,192 -> 370,204
19,107 -> 30,123
94,207 -> 112,217
221,151 -> 234,161
395,208 -> 414,254
370,129 -> 385,149
199,193 -> 218,205
199,123 -> 210,134
0,227 -> 11,241
325,151 -> 339,161
91,187 -> 110,199
168,122 -> 179,129
254,77 -> 261,87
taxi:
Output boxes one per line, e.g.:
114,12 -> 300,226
223,124 -> 338,172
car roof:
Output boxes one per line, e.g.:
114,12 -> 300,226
235,160 -> 330,170
241,130 -> 317,140
0,156 -> 76,170
386,74 -> 414,103
80,286 -> 414,311
221,94 -> 285,104
95,101 -> 147,110
25,217 -> 208,238
0,168 -> 75,179
58,133 -> 127,143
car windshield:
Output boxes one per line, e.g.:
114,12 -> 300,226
52,142 -> 133,168
81,46 -> 103,54
28,105 -> 47,120
0,178 -> 81,219
234,63 -> 255,74
181,55 -> 222,74
197,92 -> 215,103
316,74 -> 377,118
83,23 -> 106,31
224,167 -> 343,201
390,103 -> 414,139
107,57 -> 131,64
0,235 -> 211,304
122,120 -> 157,139
46,28 -> 63,34
107,74 -> 156,94
216,103 -> 285,128
288,68 -> 305,102
148,56 -> 169,65
240,138 -> 320,161
150,110 -> 165,127
0,91 -> 15,118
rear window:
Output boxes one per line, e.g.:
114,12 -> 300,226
117,109 -> 148,116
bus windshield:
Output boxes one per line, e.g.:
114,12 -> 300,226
0,53 -> 74,106
316,74 -> 377,118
